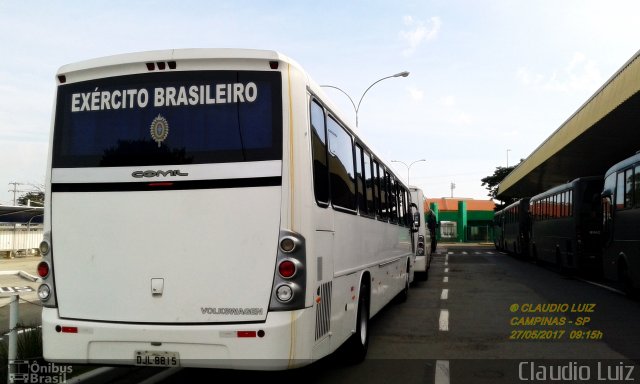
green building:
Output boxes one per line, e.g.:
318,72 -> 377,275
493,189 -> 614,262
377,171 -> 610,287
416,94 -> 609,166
424,198 -> 496,243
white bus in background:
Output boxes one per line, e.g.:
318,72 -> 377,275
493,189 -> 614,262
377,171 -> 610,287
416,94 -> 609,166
37,49 -> 419,370
410,187 -> 431,280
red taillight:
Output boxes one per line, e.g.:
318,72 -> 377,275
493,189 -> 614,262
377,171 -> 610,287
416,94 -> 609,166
37,262 -> 49,278
278,260 -> 296,278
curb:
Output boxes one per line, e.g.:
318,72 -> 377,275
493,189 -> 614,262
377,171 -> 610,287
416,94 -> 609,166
65,367 -> 116,384
0,270 -> 42,283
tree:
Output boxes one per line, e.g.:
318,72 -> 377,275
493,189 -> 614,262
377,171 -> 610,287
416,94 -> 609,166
481,165 -> 516,199
18,191 -> 44,207
480,160 -> 524,210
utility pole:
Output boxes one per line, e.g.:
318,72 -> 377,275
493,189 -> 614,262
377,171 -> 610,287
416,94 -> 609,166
7,182 -> 36,206
8,182 -> 24,206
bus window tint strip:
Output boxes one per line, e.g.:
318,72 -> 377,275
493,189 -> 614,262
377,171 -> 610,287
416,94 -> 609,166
51,176 -> 282,193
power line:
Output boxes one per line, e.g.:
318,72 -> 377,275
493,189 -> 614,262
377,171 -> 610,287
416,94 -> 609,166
7,182 -> 41,206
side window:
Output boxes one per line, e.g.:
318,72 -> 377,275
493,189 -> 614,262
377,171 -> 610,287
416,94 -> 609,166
397,186 -> 404,226
402,188 -> 409,226
327,116 -> 356,211
568,190 -> 572,216
364,152 -> 375,215
388,174 -> 397,223
310,101 -> 329,205
530,201 -> 536,221
355,144 -> 367,214
379,166 -> 387,220
373,161 -> 381,218
625,168 -> 634,208
616,171 -> 625,210
635,165 -> 640,208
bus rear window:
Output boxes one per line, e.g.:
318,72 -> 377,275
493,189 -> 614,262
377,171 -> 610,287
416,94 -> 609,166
52,71 -> 282,168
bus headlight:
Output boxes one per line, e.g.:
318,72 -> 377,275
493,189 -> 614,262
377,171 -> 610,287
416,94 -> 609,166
275,284 -> 294,303
38,284 -> 51,301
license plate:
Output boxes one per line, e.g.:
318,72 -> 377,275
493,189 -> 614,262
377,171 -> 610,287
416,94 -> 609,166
135,351 -> 180,367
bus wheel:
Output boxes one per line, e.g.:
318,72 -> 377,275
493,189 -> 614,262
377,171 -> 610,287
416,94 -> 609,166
619,262 -> 637,298
396,262 -> 410,303
344,280 -> 370,363
555,249 -> 567,275
422,261 -> 430,281
532,245 -> 539,264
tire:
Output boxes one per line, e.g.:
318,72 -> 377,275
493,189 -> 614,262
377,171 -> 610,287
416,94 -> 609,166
619,261 -> 638,298
343,280 -> 370,363
556,249 -> 568,275
396,263 -> 410,303
421,260 -> 430,281
555,250 -> 562,272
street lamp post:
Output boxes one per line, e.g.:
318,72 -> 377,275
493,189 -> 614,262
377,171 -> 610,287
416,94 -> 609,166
321,71 -> 409,127
391,159 -> 426,186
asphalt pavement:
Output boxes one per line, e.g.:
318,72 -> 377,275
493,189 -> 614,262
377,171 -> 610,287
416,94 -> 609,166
0,254 -> 43,333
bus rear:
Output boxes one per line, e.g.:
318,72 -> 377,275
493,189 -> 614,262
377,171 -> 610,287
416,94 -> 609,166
410,187 -> 430,277
38,50 -> 310,369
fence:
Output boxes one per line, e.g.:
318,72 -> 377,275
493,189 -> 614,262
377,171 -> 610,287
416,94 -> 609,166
0,225 -> 43,257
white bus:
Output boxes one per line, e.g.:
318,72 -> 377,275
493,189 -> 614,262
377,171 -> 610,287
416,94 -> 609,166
410,187 -> 431,280
37,49 -> 419,370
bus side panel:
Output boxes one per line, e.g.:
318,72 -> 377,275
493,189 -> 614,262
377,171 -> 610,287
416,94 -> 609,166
332,214 -> 410,317
532,218 -> 572,265
604,209 -> 640,288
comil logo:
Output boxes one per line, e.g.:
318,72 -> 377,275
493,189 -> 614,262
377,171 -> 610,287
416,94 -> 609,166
131,170 -> 189,178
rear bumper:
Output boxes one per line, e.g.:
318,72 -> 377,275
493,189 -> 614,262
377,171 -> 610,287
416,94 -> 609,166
414,255 -> 427,272
42,307 -> 314,370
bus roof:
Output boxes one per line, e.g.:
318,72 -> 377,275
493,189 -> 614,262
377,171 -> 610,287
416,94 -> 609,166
604,152 -> 640,178
529,176 -> 603,202
57,48 -> 300,74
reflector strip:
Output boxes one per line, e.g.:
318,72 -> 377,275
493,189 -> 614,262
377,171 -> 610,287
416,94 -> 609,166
52,176 -> 281,193
61,326 -> 78,333
237,331 -> 257,338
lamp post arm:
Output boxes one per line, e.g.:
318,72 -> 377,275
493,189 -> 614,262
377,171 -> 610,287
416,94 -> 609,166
319,85 -> 357,116
323,71 -> 408,128
391,160 -> 409,186
356,71 -> 409,127
356,75 -> 396,115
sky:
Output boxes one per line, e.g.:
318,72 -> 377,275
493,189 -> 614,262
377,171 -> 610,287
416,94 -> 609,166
1,0 -> 639,205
